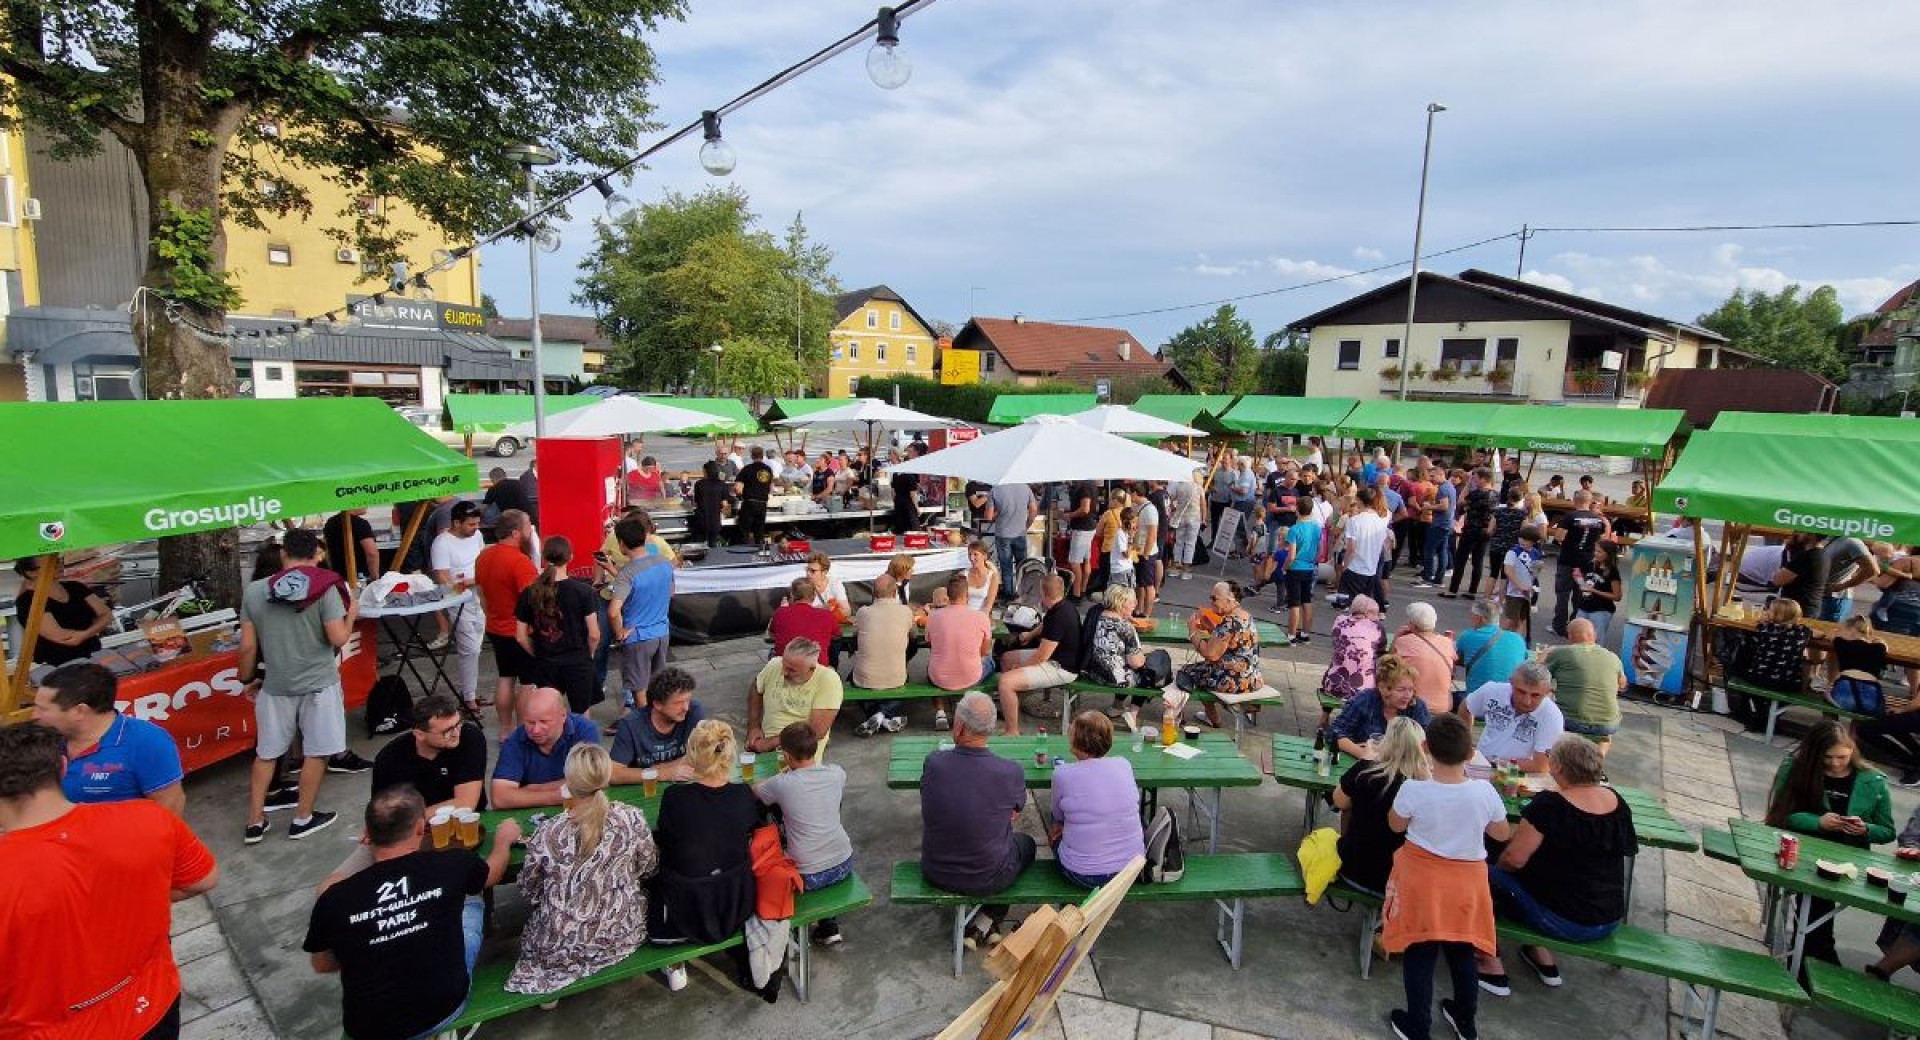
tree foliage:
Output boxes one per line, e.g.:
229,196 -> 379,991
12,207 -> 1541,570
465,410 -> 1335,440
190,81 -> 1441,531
578,189 -> 838,392
1697,284 -> 1847,382
1162,304 -> 1259,393
1255,329 -> 1310,395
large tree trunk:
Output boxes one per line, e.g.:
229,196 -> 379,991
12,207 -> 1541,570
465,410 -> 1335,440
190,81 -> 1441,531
134,55 -> 250,607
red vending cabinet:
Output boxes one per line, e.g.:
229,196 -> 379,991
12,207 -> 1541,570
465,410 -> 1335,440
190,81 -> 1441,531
534,436 -> 623,579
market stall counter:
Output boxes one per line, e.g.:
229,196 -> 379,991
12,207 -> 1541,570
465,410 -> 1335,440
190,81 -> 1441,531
670,537 -> 967,644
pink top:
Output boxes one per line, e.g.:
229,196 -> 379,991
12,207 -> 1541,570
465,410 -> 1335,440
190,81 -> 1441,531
926,604 -> 993,690
1394,628 -> 1460,716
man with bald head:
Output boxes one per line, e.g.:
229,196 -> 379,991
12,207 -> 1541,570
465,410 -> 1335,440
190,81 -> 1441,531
1549,489 -> 1610,637
489,686 -> 601,809
1543,618 -> 1627,753
996,575 -> 1082,736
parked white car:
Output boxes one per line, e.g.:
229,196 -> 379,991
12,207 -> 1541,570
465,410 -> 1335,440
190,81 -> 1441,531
397,407 -> 524,457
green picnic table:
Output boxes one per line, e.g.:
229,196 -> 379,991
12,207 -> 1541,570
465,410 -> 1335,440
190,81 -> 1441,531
1268,733 -> 1696,851
477,750 -> 781,873
1727,816 -> 1920,978
886,732 -> 1261,852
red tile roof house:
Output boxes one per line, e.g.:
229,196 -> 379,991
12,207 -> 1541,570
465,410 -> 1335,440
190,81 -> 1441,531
945,316 -> 1191,390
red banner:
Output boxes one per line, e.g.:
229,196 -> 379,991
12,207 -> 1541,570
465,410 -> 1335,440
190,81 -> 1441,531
114,620 -> 379,773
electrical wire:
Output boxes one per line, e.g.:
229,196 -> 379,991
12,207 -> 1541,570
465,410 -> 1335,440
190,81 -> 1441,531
1532,219 -> 1920,233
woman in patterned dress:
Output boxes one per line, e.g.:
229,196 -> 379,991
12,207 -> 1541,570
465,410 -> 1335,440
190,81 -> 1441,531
1320,594 -> 1386,727
507,743 -> 660,998
1178,581 -> 1264,729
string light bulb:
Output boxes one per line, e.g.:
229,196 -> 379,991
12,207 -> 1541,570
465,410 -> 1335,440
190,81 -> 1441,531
593,177 -> 636,222
867,7 -> 911,90
412,273 -> 435,301
699,111 -> 737,177
534,225 -> 563,254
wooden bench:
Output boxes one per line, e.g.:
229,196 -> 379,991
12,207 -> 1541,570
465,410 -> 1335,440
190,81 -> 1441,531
891,853 -> 1302,977
439,875 -> 872,1036
1724,678 -> 1868,743
1703,826 -> 1739,865
1326,882 -> 1805,1039
1805,957 -> 1920,1036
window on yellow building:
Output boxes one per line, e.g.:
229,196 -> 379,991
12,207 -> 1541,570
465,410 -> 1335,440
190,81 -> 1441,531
267,245 -> 293,266
355,195 -> 382,216
905,344 -> 917,363
866,310 -> 878,329
876,343 -> 887,362
848,342 -> 859,360
890,312 -> 901,331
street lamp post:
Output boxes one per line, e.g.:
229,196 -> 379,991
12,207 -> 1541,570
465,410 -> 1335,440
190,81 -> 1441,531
710,343 -> 724,395
504,143 -> 559,434
1396,103 -> 1446,403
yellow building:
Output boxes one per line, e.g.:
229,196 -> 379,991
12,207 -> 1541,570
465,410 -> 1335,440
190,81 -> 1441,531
826,285 -> 938,397
0,118 -> 42,401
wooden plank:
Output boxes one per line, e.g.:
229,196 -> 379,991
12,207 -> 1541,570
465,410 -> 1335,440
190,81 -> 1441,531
8,554 -> 59,708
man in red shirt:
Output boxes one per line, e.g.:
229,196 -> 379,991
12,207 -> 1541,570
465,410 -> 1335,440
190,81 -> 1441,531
769,576 -> 839,667
0,723 -> 219,1038
473,509 -> 539,732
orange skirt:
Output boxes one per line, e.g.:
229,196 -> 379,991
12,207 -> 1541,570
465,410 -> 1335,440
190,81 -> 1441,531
1381,842 -> 1496,956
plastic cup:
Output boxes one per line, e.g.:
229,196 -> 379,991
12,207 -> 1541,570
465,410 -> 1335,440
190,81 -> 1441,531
740,752 -> 757,783
456,811 -> 480,848
641,769 -> 659,798
1183,724 -> 1202,743
429,810 -> 454,849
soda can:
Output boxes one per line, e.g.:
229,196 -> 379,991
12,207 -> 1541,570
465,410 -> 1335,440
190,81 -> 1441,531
1778,834 -> 1799,870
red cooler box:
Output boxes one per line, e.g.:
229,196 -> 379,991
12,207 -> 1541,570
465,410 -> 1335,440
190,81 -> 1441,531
535,435 -> 623,579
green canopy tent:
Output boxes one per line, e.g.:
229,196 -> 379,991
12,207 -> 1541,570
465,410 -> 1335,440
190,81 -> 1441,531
1,398 -> 478,710
1332,400 -> 1506,447
1710,411 -> 1920,441
987,394 -> 1098,425
651,397 -> 759,436
1130,394 -> 1239,436
1218,396 -> 1358,436
1482,406 -> 1686,460
1652,430 -> 1920,701
443,392 -> 593,432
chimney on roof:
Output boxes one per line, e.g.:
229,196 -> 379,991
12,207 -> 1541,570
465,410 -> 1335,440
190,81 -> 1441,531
1118,339 -> 1130,361
1013,313 -> 1025,324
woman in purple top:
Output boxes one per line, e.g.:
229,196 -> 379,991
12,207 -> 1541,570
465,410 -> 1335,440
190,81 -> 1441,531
1048,711 -> 1145,888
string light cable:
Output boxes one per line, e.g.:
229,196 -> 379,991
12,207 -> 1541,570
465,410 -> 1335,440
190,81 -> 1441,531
152,1 -> 941,348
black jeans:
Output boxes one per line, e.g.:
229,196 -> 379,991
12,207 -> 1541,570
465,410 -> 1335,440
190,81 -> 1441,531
1450,529 -> 1488,596
1551,564 -> 1581,633
738,500 -> 769,545
1401,940 -> 1478,1039
1856,712 -> 1920,773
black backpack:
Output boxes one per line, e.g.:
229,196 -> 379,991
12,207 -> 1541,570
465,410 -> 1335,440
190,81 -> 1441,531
365,675 -> 412,737
1142,805 -> 1186,884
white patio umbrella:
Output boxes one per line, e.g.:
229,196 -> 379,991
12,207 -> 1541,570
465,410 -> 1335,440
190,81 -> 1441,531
884,415 -> 1203,485
1066,404 -> 1206,439
532,395 -> 718,438
771,399 -> 954,431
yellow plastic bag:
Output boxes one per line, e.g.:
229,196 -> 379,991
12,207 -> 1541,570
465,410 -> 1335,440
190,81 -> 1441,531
1297,826 -> 1342,905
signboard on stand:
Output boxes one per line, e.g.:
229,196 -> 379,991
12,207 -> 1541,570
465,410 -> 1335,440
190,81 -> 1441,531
1210,507 -> 1244,561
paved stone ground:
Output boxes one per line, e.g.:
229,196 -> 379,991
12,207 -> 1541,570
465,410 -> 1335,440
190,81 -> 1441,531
170,536 -> 1917,1039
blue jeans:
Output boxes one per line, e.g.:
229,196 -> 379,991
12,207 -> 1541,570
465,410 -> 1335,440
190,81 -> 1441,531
1488,865 -> 1621,943
801,856 -> 854,891
1060,864 -> 1119,890
1821,595 -> 1854,623
1574,608 -> 1614,649
414,897 -> 485,1038
1422,523 -> 1452,582
994,534 -> 1028,597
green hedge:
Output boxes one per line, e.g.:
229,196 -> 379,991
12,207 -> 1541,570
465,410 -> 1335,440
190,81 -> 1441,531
853,376 -> 1087,425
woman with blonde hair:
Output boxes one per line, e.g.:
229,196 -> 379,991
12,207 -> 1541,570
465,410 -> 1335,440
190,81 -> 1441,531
648,720 -> 759,990
1332,715 -> 1430,895
1726,596 -> 1814,732
508,744 -> 660,996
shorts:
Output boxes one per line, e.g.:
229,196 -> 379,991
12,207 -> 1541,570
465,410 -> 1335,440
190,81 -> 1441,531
1336,569 -> 1382,604
1284,570 -> 1316,607
1138,556 -> 1162,588
1109,568 -> 1136,588
1001,653 -> 1077,692
1067,529 -> 1096,564
1503,595 -> 1533,627
255,682 -> 348,760
621,636 -> 671,697
1563,718 -> 1618,738
488,632 -> 534,683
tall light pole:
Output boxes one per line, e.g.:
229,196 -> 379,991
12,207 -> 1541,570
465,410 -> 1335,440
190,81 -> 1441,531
710,342 -> 724,395
1396,103 -> 1446,403
505,143 -> 558,433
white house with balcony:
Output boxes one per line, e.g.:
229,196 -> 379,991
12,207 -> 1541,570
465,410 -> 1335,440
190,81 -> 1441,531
1296,269 -> 1736,406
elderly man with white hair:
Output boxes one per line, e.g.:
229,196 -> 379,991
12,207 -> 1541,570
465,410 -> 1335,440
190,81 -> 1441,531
1459,661 -> 1564,773
920,692 -> 1034,947
1543,618 -> 1628,754
1393,601 -> 1460,715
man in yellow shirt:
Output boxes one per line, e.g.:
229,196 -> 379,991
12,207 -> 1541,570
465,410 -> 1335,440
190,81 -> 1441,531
745,638 -> 844,757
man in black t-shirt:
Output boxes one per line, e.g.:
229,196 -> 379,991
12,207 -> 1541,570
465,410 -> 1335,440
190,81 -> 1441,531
1773,532 -> 1833,618
993,575 -> 1081,736
1549,490 -> 1610,636
323,509 -> 380,582
306,786 -> 517,1040
371,695 -> 488,813
1447,468 -> 1498,598
733,446 -> 776,545
890,443 -> 926,535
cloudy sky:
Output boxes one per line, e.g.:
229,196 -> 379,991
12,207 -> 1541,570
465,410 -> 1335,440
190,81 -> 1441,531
480,0 -> 1920,350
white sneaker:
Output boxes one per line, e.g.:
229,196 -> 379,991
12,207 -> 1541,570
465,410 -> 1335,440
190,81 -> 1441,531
933,709 -> 950,730
881,714 -> 908,733
664,964 -> 689,992
855,711 -> 887,737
